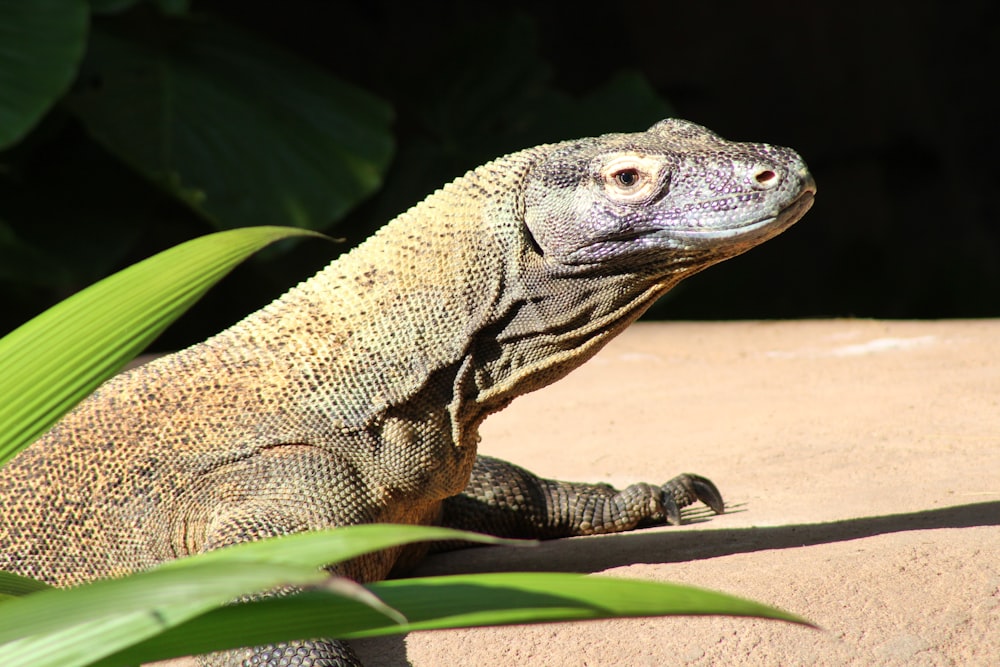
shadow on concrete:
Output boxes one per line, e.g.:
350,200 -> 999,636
411,500 -> 1000,576
353,501 -> 997,665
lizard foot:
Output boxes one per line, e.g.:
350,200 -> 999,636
660,473 -> 725,525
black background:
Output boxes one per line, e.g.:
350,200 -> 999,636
3,1 -> 997,350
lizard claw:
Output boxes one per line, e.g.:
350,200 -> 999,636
662,473 -> 725,517
662,493 -> 682,526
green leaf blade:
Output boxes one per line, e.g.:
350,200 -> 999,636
0,562 -> 325,647
91,572 -> 812,666
0,524 -> 515,667
0,226 -> 323,466
0,570 -> 53,597
159,524 -> 522,572
369,572 -> 813,632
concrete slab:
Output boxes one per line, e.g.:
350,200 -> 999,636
354,320 -> 1000,666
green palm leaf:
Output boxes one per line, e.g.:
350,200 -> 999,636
0,226 -> 323,466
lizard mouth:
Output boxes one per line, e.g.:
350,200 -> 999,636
670,181 -> 816,244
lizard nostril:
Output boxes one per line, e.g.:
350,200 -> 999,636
751,167 -> 779,189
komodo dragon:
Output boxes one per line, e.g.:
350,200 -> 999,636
0,118 -> 815,666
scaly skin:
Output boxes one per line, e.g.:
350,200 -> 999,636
0,119 -> 815,666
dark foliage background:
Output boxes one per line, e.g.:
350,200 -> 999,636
1,0 -> 996,351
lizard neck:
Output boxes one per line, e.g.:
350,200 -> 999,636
456,258 -> 682,432
211,152 -> 531,439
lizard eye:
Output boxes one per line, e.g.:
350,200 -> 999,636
600,155 -> 664,203
613,168 -> 641,189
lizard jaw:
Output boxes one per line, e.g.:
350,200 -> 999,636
671,185 -> 815,244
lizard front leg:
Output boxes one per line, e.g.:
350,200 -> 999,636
191,506 -> 365,667
176,445 -> 381,667
440,455 -> 724,540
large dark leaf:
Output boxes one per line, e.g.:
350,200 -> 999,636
67,18 -> 393,230
0,0 -> 89,148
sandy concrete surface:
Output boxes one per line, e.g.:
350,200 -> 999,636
353,319 -> 1000,666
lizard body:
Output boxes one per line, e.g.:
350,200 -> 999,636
0,119 -> 815,666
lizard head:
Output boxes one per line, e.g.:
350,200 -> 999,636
522,118 -> 815,274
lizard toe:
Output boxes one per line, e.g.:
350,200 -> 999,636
660,491 -> 682,526
662,473 -> 725,516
